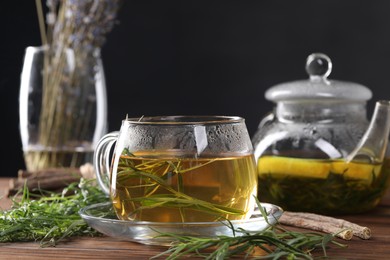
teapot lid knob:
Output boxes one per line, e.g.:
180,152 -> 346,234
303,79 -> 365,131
305,53 -> 332,80
265,52 -> 372,102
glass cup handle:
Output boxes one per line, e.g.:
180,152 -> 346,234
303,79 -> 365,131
93,131 -> 119,195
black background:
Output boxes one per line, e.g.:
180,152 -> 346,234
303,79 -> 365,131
2,1 -> 390,177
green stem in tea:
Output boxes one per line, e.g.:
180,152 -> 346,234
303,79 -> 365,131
120,169 -> 246,217
116,156 -> 246,220
258,167 -> 390,214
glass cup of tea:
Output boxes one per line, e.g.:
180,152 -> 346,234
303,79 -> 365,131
94,116 -> 258,223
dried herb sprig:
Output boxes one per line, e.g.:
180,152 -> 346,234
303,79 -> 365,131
152,199 -> 348,259
26,0 -> 122,170
0,178 -> 107,246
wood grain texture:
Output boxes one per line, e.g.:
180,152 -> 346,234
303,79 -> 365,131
1,178 -> 389,259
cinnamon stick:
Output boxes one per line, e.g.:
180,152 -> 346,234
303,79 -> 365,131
280,211 -> 371,240
7,168 -> 82,197
17,167 -> 80,179
8,164 -> 96,197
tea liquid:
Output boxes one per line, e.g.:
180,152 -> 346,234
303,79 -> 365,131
111,152 -> 257,222
257,156 -> 390,214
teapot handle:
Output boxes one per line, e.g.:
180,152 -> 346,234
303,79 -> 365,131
258,112 -> 275,130
252,112 -> 276,161
93,131 -> 119,195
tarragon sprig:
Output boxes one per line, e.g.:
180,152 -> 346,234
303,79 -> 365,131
0,178 -> 107,246
152,198 -> 348,259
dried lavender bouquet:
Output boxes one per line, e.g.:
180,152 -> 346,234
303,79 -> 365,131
25,0 -> 122,170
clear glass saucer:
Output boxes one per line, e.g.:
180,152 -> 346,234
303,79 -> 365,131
79,202 -> 283,246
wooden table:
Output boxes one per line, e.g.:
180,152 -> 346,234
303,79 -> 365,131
1,178 -> 390,259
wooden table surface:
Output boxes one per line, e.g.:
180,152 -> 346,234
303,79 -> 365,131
1,177 -> 390,260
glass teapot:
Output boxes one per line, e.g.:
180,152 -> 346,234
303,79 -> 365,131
252,53 -> 390,215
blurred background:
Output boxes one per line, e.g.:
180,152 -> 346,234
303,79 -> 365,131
2,0 -> 390,176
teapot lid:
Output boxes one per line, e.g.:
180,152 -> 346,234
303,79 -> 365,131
265,53 -> 372,102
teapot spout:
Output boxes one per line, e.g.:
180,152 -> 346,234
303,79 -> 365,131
347,100 -> 390,163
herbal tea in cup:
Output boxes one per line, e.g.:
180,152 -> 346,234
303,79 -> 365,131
94,116 -> 258,222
